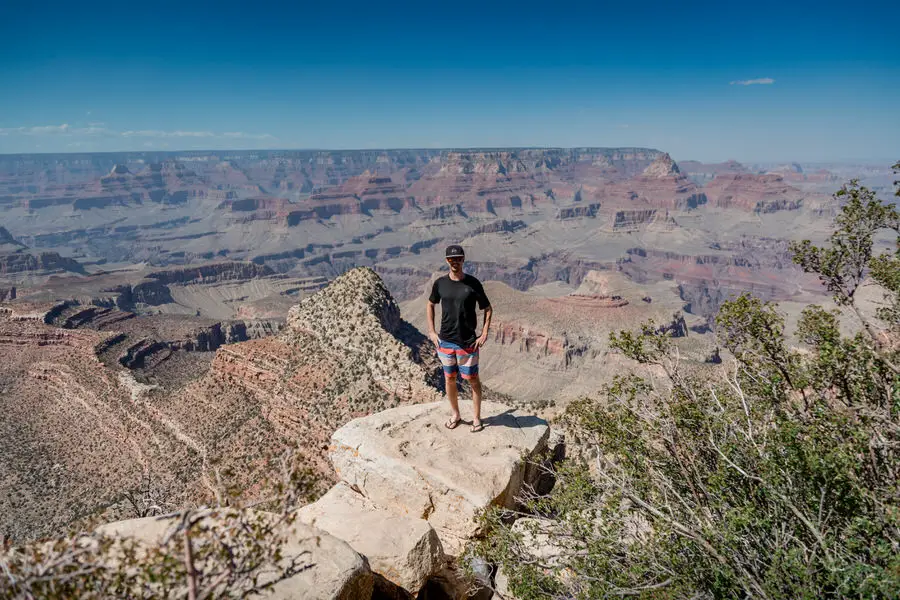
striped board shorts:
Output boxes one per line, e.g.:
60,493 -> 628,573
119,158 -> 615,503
437,339 -> 479,380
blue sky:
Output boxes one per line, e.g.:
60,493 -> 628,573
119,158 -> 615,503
1,0 -> 898,161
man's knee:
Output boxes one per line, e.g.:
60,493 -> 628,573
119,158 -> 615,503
444,371 -> 458,381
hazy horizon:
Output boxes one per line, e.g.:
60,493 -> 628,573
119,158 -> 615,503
2,0 -> 898,162
0,145 -> 895,168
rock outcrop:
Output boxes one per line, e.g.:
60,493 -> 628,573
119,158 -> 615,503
679,159 -> 748,183
155,267 -> 442,505
555,202 -> 601,219
57,398 -> 552,599
704,173 -> 809,212
299,481 -> 444,593
619,245 -> 819,316
641,152 -> 681,178
588,154 -> 708,210
329,401 -> 549,556
285,266 -> 438,397
97,513 -> 374,600
607,209 -> 678,231
301,400 -> 550,597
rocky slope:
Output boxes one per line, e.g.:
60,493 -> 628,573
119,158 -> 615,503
98,400 -> 551,599
0,268 -> 442,541
0,316 -> 189,541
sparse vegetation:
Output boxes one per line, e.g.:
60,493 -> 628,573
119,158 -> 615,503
0,447 -> 315,599
471,171 -> 900,599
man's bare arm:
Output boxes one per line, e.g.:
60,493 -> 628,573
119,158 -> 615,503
477,306 -> 493,347
426,301 -> 440,346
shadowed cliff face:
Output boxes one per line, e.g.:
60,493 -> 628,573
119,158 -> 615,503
0,252 -> 86,276
0,225 -> 88,278
0,226 -> 25,251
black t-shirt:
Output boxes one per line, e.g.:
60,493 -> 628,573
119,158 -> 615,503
428,274 -> 491,347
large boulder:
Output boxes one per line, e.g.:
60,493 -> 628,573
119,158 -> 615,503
329,400 -> 550,555
298,481 -> 445,594
97,512 -> 374,599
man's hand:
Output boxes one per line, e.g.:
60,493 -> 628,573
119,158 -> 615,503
475,331 -> 489,348
428,331 -> 440,347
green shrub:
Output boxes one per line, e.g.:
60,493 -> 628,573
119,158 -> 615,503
473,171 -> 900,599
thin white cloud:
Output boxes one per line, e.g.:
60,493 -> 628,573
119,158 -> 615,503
122,129 -> 214,138
730,78 -> 775,86
122,129 -> 164,137
171,130 -> 215,138
223,131 -> 277,140
0,124 -> 70,135
0,124 -> 277,144
122,129 -> 274,140
73,126 -> 114,135
29,124 -> 70,134
0,123 -> 113,136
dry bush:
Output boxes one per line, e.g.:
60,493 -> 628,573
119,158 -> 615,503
1,447 -> 315,599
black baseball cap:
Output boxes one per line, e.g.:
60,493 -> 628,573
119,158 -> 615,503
445,244 -> 465,258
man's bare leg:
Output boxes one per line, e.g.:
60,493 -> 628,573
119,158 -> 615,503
469,375 -> 483,429
445,373 -> 461,426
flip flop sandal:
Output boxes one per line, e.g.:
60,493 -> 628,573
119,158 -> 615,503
445,418 -> 462,430
470,422 -> 485,433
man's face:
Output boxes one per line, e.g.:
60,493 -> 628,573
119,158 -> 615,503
446,256 -> 464,272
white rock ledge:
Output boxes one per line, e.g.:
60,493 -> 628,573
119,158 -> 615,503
329,400 -> 550,557
298,480 -> 444,593
97,512 -> 373,600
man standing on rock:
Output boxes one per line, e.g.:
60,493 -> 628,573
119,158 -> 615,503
426,244 -> 493,432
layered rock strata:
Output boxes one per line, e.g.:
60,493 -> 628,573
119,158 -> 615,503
704,173 -> 810,212
607,208 -> 678,231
